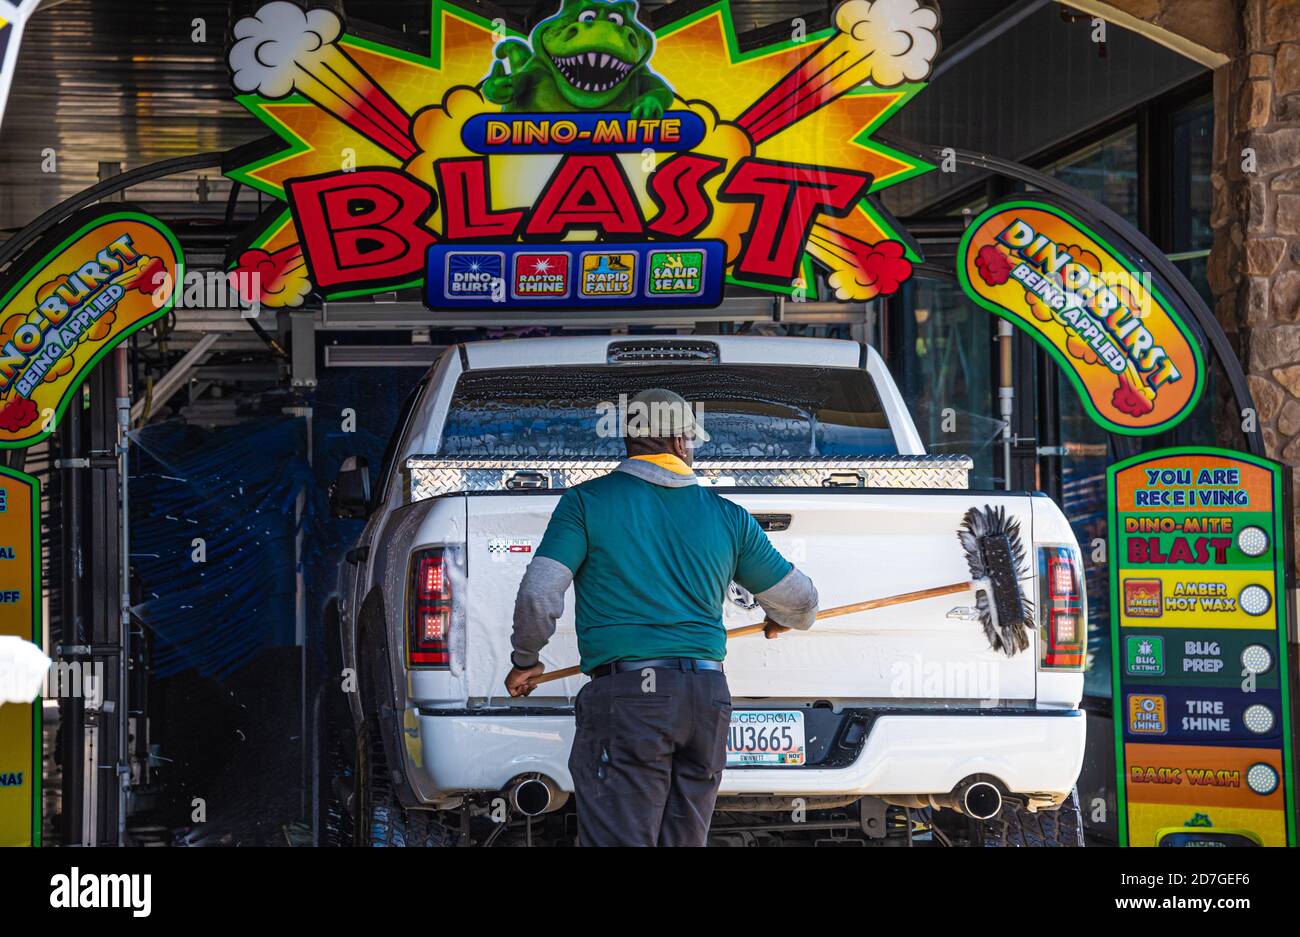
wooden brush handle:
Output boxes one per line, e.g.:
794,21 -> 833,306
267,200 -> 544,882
525,580 -> 974,687
815,580 -> 973,619
531,663 -> 585,684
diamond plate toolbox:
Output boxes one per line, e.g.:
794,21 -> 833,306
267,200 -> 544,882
404,455 -> 972,501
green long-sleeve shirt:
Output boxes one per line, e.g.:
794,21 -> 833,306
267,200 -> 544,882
533,459 -> 793,672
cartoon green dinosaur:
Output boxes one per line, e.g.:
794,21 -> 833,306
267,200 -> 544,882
481,0 -> 673,118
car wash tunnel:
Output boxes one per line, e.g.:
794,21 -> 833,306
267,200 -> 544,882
0,0 -> 1296,870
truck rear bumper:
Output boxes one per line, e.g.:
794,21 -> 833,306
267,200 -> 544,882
405,708 -> 1086,803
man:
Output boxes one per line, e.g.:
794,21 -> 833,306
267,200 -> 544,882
505,388 -> 818,846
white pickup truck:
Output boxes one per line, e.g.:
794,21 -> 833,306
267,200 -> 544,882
320,335 -> 1087,847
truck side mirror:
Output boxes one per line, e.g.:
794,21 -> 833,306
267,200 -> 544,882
330,455 -> 371,519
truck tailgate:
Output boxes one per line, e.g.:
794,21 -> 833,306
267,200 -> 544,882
464,490 -> 1037,702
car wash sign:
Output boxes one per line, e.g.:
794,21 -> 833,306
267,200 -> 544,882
958,197 -> 1206,436
0,465 -> 39,846
1108,448 -> 1295,847
0,207 -> 182,448
224,0 -> 938,311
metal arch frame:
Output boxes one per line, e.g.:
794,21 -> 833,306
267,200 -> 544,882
0,150 -> 228,274
881,138 -> 1263,456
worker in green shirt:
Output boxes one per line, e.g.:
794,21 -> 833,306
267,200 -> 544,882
505,388 -> 818,846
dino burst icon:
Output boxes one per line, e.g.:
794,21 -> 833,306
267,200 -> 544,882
445,251 -> 504,298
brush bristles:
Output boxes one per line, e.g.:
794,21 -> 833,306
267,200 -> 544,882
960,505 -> 1034,656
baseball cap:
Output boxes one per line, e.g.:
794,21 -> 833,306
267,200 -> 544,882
624,388 -> 710,442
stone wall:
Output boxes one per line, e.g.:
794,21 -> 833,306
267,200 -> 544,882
1094,0 -> 1300,564
1207,1 -> 1300,572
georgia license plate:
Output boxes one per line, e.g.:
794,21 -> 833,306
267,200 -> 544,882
726,710 -> 806,766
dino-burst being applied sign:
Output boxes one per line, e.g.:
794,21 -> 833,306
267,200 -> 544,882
0,209 -> 182,448
226,0 -> 938,310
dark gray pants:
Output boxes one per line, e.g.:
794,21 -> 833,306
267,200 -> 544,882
568,666 -> 732,846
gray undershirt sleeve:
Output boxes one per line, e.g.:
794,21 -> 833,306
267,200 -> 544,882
755,566 -> 819,630
510,555 -> 574,667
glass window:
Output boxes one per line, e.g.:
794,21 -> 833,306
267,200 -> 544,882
894,278 -> 1000,487
371,380 -> 426,511
1055,373 -> 1113,695
949,195 -> 989,218
1170,96 -> 1214,306
1041,125 -> 1140,226
438,365 -> 898,459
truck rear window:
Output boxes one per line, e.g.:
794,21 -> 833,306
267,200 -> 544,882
437,364 -> 897,459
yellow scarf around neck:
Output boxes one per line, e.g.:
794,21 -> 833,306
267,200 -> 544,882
629,453 -> 693,475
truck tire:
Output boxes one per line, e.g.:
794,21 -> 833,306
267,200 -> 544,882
315,599 -> 355,847
980,789 -> 1084,847
354,716 -> 458,847
315,691 -> 354,847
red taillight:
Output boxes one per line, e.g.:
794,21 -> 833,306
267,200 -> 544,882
1039,547 -> 1085,670
1048,556 -> 1075,599
1050,608 -> 1079,644
409,548 -> 451,668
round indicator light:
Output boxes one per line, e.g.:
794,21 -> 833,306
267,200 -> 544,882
1247,762 -> 1278,796
1237,526 -> 1269,557
1239,585 -> 1272,616
1241,644 -> 1273,675
1244,704 -> 1275,735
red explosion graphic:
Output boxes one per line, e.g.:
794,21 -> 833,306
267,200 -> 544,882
0,396 -> 38,432
856,240 -> 912,296
230,245 -> 307,303
233,248 -> 280,299
133,257 -> 169,296
1112,378 -> 1154,417
811,234 -> 914,299
975,244 -> 1012,286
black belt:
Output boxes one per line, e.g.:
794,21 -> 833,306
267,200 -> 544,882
589,657 -> 724,679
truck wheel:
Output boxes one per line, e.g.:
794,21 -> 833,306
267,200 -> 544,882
354,716 -> 458,847
314,599 -> 354,847
980,789 -> 1084,847
315,689 -> 354,847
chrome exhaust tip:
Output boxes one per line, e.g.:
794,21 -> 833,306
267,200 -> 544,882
880,776 -> 1005,819
960,780 -> 1003,820
507,776 -> 565,817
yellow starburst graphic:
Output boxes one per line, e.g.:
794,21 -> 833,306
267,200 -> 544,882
227,0 -> 936,305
